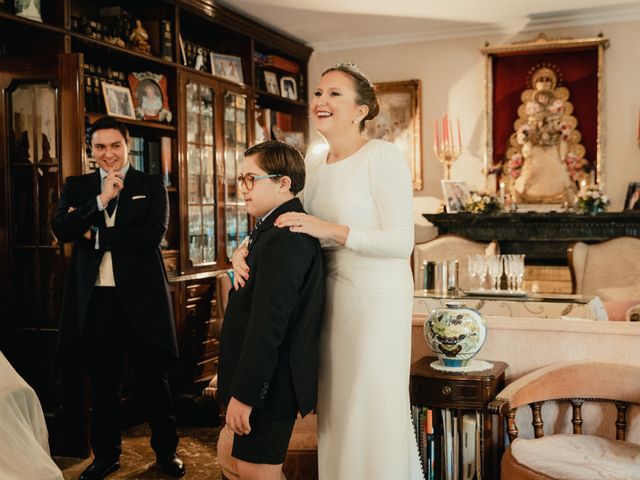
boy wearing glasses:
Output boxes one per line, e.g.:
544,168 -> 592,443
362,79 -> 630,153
217,141 -> 324,480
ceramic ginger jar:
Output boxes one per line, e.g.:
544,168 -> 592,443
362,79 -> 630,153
424,302 -> 487,367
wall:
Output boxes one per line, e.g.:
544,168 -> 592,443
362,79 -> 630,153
308,21 -> 640,210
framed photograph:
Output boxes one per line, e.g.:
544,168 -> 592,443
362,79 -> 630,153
101,82 -> 135,120
441,180 -> 469,213
264,71 -> 279,95
127,72 -> 172,123
211,53 -> 244,84
482,34 -> 608,204
364,80 -> 423,190
624,182 -> 640,210
280,76 -> 297,101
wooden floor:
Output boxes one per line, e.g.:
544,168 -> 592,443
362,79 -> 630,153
55,424 -> 222,480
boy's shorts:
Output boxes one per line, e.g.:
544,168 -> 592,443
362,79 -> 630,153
232,417 -> 296,465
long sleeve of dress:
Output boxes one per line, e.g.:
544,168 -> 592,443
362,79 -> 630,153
344,144 -> 414,259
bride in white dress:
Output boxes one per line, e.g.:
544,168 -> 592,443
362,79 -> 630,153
233,63 -> 423,480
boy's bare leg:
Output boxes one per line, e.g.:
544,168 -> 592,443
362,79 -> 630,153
236,460 -> 283,480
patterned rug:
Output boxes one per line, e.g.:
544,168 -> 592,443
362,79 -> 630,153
55,424 -> 222,479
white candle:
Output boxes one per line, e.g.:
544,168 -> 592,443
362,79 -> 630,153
499,181 -> 505,204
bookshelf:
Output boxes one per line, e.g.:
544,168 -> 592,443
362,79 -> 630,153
410,357 -> 508,480
0,0 -> 311,456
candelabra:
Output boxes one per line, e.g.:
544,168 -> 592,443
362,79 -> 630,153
434,142 -> 461,181
434,114 -> 462,180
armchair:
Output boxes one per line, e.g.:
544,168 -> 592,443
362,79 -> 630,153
490,361 -> 640,480
413,234 -> 498,290
568,236 -> 640,320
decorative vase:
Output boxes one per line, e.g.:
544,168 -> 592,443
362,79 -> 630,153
424,302 -> 487,367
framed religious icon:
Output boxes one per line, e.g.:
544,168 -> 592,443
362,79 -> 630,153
127,72 -> 172,123
481,34 -> 609,206
101,82 -> 135,120
624,182 -> 640,210
364,80 -> 423,190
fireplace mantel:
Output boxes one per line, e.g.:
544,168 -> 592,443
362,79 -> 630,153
423,212 -> 640,264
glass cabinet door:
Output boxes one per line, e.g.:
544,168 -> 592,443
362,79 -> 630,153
223,91 -> 249,259
8,81 -> 63,329
185,81 -> 217,267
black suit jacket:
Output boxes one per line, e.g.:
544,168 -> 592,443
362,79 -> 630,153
218,198 -> 324,420
52,167 -> 178,357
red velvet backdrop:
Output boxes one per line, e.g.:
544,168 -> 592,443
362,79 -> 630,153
492,48 -> 599,174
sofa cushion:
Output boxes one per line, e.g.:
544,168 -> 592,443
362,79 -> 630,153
509,434 -> 640,480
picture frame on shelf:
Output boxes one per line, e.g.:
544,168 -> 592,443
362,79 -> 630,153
101,82 -> 136,120
441,180 -> 469,213
364,80 -> 423,190
263,71 -> 279,95
14,0 -> 42,22
624,182 -> 640,210
128,72 -> 172,123
280,76 -> 297,100
211,53 -> 244,84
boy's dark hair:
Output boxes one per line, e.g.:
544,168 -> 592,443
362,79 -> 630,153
88,116 -> 130,145
244,141 -> 305,195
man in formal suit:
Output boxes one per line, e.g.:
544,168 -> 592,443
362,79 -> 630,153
52,116 -> 184,479
217,141 -> 324,480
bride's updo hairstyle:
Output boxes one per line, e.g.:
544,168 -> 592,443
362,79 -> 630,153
322,62 -> 379,132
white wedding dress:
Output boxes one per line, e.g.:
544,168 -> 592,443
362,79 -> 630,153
304,139 -> 424,480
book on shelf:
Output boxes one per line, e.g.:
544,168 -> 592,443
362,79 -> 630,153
266,54 -> 300,74
128,136 -> 145,172
462,413 -> 477,480
161,136 -> 172,186
147,139 -> 162,176
160,20 -> 173,62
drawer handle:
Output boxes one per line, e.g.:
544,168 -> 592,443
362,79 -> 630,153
441,385 -> 452,396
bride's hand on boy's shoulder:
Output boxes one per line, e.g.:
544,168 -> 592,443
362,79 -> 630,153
232,243 -> 250,290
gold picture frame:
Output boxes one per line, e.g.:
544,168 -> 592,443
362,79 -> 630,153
365,80 -> 423,190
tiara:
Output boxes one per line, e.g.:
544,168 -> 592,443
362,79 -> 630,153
334,62 -> 373,86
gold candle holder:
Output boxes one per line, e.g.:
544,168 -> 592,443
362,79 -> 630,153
434,143 -> 461,180
434,114 -> 462,180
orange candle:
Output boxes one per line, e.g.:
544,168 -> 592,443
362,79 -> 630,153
457,117 -> 462,150
434,118 -> 440,149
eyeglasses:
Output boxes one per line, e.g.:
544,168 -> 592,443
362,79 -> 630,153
237,173 -> 281,191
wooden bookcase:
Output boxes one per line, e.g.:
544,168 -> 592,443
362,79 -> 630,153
0,0 -> 311,456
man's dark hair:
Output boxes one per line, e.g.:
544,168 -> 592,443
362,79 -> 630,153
88,116 -> 130,145
244,141 -> 305,195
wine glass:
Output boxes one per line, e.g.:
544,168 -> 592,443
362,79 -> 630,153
466,254 -> 477,291
515,254 -> 526,292
475,254 -> 488,290
487,255 -> 503,291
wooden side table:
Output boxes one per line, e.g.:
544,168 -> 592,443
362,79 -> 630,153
410,356 -> 508,480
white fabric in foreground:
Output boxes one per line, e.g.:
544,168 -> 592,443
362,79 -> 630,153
0,352 -> 63,480
511,434 -> 640,480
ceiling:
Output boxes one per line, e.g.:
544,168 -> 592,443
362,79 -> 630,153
216,0 -> 640,50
